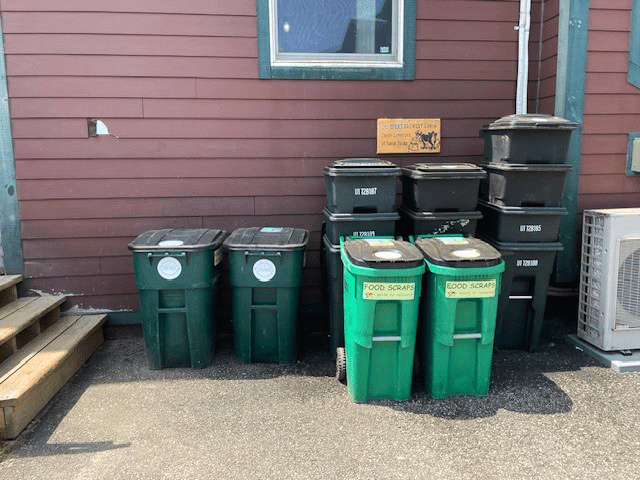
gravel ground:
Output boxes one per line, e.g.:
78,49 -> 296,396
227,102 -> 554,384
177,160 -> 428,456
1,300 -> 640,479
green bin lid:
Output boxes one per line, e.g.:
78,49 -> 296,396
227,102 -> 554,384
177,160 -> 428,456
414,236 -> 502,268
482,113 -> 578,131
128,228 -> 227,252
223,227 -> 309,251
343,238 -> 423,269
402,163 -> 486,179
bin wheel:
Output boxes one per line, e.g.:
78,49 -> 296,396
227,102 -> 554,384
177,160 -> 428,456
336,347 -> 347,385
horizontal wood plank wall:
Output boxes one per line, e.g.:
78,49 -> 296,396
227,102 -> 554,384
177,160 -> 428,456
530,0 -> 559,114
2,0 -> 522,313
581,0 -> 640,210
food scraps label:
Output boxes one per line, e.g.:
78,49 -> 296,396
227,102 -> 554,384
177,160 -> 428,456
445,280 -> 497,298
377,118 -> 441,154
363,282 -> 416,300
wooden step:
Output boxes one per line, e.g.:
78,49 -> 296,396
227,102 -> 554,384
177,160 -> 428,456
0,314 -> 107,439
0,295 -> 67,364
0,275 -> 22,309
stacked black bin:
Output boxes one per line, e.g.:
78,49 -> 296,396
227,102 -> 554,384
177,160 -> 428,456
398,163 -> 486,238
477,113 -> 577,351
322,158 -> 401,357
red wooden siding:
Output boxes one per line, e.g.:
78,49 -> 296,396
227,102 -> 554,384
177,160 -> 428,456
530,0 -> 559,113
2,0 -> 524,312
580,0 -> 640,210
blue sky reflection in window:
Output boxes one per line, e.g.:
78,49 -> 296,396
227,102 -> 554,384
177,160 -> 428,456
277,0 -> 392,55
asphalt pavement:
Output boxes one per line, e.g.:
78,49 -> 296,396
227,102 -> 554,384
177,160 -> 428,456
1,296 -> 640,479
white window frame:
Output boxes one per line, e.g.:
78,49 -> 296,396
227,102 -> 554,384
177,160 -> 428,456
268,0 -> 405,69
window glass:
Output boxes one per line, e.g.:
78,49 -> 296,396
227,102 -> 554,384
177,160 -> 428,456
276,0 -> 393,56
257,0 -> 414,80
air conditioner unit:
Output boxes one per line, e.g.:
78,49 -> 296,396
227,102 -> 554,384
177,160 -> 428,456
578,208 -> 640,351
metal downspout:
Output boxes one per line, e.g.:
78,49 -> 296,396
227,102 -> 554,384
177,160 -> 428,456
516,0 -> 532,114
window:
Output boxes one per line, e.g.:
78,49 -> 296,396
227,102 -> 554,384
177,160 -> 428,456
257,0 -> 416,80
629,0 -> 640,88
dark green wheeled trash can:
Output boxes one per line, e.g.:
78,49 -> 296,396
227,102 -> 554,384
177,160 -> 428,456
414,235 -> 504,398
224,227 -> 309,364
128,228 -> 227,369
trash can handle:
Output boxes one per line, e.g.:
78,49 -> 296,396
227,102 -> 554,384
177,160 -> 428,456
244,251 -> 282,257
147,251 -> 187,264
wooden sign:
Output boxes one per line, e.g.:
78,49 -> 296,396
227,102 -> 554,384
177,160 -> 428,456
377,118 -> 441,154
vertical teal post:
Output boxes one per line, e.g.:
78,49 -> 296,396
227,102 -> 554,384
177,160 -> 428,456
554,0 -> 590,284
0,16 -> 24,274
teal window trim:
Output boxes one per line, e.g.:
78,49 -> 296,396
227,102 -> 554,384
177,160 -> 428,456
257,0 -> 416,80
553,0 -> 590,285
0,20 -> 24,275
627,132 -> 640,176
629,0 -> 640,88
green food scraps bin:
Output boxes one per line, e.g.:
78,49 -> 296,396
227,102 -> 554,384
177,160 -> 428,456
224,227 -> 309,364
128,229 -> 227,370
341,238 -> 425,403
414,236 -> 504,398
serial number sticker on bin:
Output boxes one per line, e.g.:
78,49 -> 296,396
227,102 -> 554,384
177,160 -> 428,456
363,282 -> 415,300
445,280 -> 497,298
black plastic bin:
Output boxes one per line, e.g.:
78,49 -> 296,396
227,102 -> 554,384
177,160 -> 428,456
479,237 -> 563,351
323,208 -> 399,244
477,200 -> 567,242
322,235 -> 345,358
400,163 -> 486,212
398,205 -> 482,238
479,162 -> 572,207
480,113 -> 578,164
324,158 -> 400,214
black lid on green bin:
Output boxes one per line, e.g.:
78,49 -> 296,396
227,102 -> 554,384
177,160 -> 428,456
223,227 -> 309,251
343,238 -> 423,269
414,236 -> 502,268
128,229 -> 227,252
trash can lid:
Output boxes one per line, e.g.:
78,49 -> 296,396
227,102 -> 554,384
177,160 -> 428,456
343,238 -> 424,269
223,227 -> 309,251
482,113 -> 579,131
479,162 -> 572,173
330,158 -> 397,168
402,163 -> 486,179
324,158 -> 401,177
128,228 -> 227,252
414,236 -> 502,268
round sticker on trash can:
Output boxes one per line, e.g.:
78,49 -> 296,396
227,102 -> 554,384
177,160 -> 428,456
253,259 -> 276,282
157,256 -> 182,280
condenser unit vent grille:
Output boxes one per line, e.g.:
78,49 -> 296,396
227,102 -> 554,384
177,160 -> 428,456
616,238 -> 640,329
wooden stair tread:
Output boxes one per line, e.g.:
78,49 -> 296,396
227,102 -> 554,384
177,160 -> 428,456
0,295 -> 67,346
0,314 -> 106,439
0,275 -> 22,292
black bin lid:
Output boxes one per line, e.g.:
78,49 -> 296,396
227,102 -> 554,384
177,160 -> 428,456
330,158 -> 397,168
324,158 -> 400,176
482,113 -> 578,131
402,163 -> 486,179
128,229 -> 227,252
414,236 -> 502,268
343,238 -> 424,269
223,227 -> 309,251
